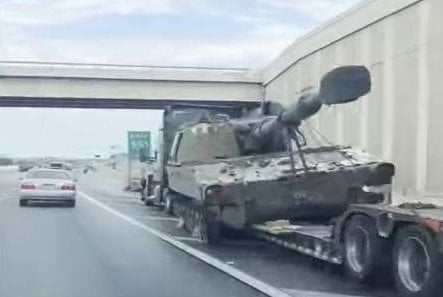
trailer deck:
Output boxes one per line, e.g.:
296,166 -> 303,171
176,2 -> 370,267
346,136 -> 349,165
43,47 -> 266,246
253,221 -> 342,264
253,202 -> 443,269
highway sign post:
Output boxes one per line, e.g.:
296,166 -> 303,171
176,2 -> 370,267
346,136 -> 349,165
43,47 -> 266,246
127,131 -> 151,188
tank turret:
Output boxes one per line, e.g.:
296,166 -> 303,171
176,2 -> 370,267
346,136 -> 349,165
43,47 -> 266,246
233,65 -> 371,155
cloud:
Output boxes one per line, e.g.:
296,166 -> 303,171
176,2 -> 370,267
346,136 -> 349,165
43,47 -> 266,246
0,0 -> 361,67
0,25 -> 40,60
0,0 -> 178,25
258,0 -> 357,19
4,33 -> 288,68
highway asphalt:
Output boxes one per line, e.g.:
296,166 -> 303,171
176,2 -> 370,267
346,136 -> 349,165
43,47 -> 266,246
0,168 -> 266,297
0,166 -> 396,297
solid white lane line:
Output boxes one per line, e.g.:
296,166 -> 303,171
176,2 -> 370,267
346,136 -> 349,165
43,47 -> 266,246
282,289 -> 367,297
78,191 -> 293,297
134,215 -> 179,222
79,191 -> 365,297
97,197 -> 142,204
172,236 -> 203,242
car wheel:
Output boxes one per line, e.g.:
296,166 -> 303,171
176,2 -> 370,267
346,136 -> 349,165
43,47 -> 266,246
393,225 -> 443,297
343,215 -> 383,282
19,199 -> 27,207
67,200 -> 76,207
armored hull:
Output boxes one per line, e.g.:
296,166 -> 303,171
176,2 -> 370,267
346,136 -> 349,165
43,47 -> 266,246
168,146 -> 394,229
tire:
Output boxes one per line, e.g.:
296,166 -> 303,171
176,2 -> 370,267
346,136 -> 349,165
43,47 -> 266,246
140,178 -> 147,201
144,198 -> 154,206
140,189 -> 146,201
393,225 -> 443,297
153,185 -> 164,205
19,199 -> 27,207
163,192 -> 174,215
343,215 -> 383,282
143,183 -> 158,207
67,200 -> 76,207
200,212 -> 221,245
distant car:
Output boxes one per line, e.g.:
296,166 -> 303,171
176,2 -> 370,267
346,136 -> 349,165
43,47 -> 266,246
18,163 -> 34,172
48,162 -> 72,170
82,164 -> 96,174
19,169 -> 76,207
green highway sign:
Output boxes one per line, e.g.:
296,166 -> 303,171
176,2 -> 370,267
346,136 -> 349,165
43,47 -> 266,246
127,131 -> 151,160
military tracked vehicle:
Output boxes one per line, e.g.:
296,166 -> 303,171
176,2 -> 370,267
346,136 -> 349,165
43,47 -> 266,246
165,66 -> 394,238
146,66 -> 443,297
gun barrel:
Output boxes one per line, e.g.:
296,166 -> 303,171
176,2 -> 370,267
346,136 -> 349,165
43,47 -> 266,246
280,93 -> 322,126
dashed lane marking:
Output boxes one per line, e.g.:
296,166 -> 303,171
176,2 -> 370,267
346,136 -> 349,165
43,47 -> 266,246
0,188 -> 18,200
78,191 -> 365,297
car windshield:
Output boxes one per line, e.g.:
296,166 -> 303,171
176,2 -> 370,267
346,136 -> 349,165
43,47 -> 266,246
49,163 -> 63,169
27,170 -> 71,180
175,123 -> 241,163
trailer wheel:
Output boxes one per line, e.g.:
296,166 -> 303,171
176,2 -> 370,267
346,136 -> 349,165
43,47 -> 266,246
343,215 -> 382,282
393,225 -> 443,297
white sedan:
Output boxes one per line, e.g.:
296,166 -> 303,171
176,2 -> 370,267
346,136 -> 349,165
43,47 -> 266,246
19,169 -> 76,207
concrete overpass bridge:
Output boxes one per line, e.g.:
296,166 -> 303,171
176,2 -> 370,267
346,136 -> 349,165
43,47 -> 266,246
0,61 -> 262,109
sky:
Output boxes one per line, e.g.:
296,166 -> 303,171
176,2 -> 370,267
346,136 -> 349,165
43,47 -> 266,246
0,108 -> 163,158
0,0 -> 360,158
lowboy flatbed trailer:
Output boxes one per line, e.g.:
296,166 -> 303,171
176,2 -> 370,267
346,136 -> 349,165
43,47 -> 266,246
253,202 -> 443,297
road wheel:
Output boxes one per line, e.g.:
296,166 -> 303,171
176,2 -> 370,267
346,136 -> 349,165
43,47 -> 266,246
144,198 -> 154,206
393,225 -> 443,297
163,192 -> 174,215
141,176 -> 152,202
343,215 -> 382,282
140,188 -> 146,201
144,184 -> 158,206
199,211 -> 221,245
155,185 -> 163,204
19,199 -> 27,207
67,200 -> 76,207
